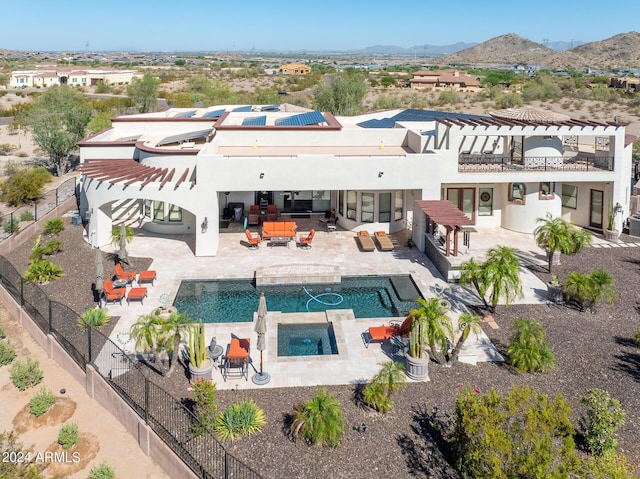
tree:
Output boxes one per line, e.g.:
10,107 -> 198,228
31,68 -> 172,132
533,213 -> 592,272
564,269 -> 616,312
77,308 -> 110,331
127,73 -> 160,113
507,318 -> 555,373
410,298 -> 453,364
289,388 -> 346,448
161,311 -> 194,377
459,257 -> 488,309
363,360 -> 406,413
20,85 -> 92,176
0,431 -> 44,479
129,314 -> 163,368
312,70 -> 368,115
448,313 -> 483,365
0,167 -> 51,206
87,111 -> 112,135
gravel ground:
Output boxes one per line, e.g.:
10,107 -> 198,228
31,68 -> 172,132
4,213 -> 640,478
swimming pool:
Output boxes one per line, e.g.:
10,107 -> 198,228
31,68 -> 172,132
277,322 -> 339,357
172,275 -> 422,323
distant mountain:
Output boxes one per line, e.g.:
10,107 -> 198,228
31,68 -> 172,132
358,42 -> 476,56
546,40 -> 585,51
543,32 -> 640,69
434,33 -> 553,65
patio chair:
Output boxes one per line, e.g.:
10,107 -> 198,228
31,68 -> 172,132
374,231 -> 394,251
356,231 -> 375,252
297,229 -> 315,249
103,278 -> 125,305
114,263 -> 136,284
248,205 -> 260,226
362,315 -> 414,348
266,204 -> 278,221
245,229 -> 261,249
222,337 -> 250,381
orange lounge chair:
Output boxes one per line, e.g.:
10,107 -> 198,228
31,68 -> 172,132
363,315 -> 414,348
356,231 -> 375,252
137,270 -> 156,285
375,231 -> 394,251
223,338 -> 250,381
103,278 -> 125,305
245,229 -> 261,249
114,263 -> 136,284
127,287 -> 147,305
298,229 -> 315,249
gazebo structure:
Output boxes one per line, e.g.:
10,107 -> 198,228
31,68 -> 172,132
415,200 -> 475,257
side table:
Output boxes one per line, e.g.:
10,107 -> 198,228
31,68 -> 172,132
207,345 -> 224,363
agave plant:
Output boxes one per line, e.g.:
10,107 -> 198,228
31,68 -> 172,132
215,399 -> 265,441
23,260 -> 63,284
77,307 -> 110,331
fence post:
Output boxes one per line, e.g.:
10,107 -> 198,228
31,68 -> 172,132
225,452 -> 229,479
20,277 -> 24,307
10,212 -> 14,233
48,300 -> 52,334
144,377 -> 150,425
87,327 -> 92,363
56,186 -> 59,207
34,202 -> 38,221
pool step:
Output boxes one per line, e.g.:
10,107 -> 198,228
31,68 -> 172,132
256,264 -> 341,286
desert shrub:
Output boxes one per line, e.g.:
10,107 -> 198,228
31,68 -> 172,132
58,422 -> 79,449
215,399 -> 265,441
88,461 -> 115,479
493,91 -> 523,109
453,385 -> 578,478
373,95 -> 402,110
77,308 -> 109,331
23,259 -> 63,284
19,210 -> 34,222
43,217 -> 65,235
9,357 -> 43,390
0,143 -> 15,154
635,330 -> 640,343
0,339 -> 16,366
581,451 -> 637,478
29,387 -> 56,417
192,379 -> 218,436
4,159 -> 26,176
3,218 -> 20,234
580,388 -> 625,456
0,167 -> 51,206
43,239 -> 63,255
289,388 -> 346,448
438,89 -> 460,105
0,431 -> 45,478
0,324 -> 4,337
507,318 -> 555,373
590,85 -> 611,101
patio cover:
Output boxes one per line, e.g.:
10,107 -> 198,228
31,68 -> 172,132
415,200 -> 474,257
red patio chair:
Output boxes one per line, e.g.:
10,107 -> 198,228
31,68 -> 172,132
114,263 -> 136,284
363,315 -> 414,348
298,229 -> 315,249
245,229 -> 261,249
103,278 -> 125,305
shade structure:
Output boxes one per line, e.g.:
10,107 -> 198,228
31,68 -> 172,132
489,106 -> 570,123
118,224 -> 129,265
94,247 -> 104,299
252,292 -> 270,385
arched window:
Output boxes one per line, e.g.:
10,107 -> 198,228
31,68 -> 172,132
508,182 -> 526,204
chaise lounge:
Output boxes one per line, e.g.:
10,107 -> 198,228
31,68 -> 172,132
222,337 -> 250,381
356,231 -> 375,252
362,315 -> 414,348
375,231 -> 394,251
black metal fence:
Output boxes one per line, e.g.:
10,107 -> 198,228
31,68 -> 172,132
458,155 -> 615,172
0,176 -> 77,236
0,255 -> 261,479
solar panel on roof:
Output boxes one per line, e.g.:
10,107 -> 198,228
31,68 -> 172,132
156,128 -> 213,146
357,109 -> 490,129
242,116 -> 267,126
261,104 -> 280,111
275,110 -> 325,126
174,110 -> 197,118
202,109 -> 226,118
232,105 -> 252,112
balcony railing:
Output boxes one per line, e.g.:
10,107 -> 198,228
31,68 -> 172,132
458,154 -> 614,173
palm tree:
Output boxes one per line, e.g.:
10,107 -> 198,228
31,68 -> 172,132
588,269 -> 616,308
507,318 -> 555,373
534,213 -> 592,272
289,388 -> 346,448
565,269 -> 616,312
460,257 -> 488,309
77,308 -> 109,331
411,298 -> 453,364
130,313 -> 163,368
482,246 -> 523,313
448,313 -> 483,365
367,360 -> 406,412
160,311 -> 194,377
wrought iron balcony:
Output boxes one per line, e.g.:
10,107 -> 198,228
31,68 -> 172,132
458,154 -> 614,173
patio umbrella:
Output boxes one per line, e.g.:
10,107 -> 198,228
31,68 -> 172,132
118,224 -> 129,265
252,292 -> 271,385
94,247 -> 104,305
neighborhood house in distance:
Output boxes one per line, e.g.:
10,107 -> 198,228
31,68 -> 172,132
9,65 -> 140,88
77,105 -> 634,280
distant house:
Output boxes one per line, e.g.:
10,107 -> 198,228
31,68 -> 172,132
610,76 -> 640,93
410,69 -> 481,91
279,63 -> 311,75
9,66 -> 139,88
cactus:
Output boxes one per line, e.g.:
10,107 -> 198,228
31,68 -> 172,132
190,320 -> 207,368
409,318 -> 426,359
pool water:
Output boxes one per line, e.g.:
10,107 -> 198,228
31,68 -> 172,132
172,275 -> 422,323
277,323 -> 339,357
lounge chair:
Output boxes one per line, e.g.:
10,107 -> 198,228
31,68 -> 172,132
127,287 -> 147,305
356,231 -> 375,252
363,315 -> 414,348
222,337 -> 250,381
137,270 -> 156,285
103,278 -> 125,305
245,229 -> 261,249
114,263 -> 136,284
298,229 -> 315,249
375,231 -> 394,251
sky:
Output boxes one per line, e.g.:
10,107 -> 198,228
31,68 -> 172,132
1,0 -> 638,53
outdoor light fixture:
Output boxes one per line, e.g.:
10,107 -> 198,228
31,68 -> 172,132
378,171 -> 384,178
201,217 -> 208,233
614,202 -> 623,214
260,172 -> 264,179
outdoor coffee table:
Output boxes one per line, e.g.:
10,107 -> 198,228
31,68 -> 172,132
268,236 -> 293,248
112,279 -> 128,288
126,287 -> 147,305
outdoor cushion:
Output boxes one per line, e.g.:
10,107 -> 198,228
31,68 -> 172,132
261,221 -> 297,239
375,231 -> 394,251
356,231 -> 375,252
138,270 -> 156,285
127,287 -> 147,305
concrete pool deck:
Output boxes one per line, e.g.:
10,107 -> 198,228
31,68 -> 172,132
101,218 -> 572,390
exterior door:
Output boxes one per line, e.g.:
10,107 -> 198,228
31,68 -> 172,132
590,189 -> 603,229
447,187 -> 476,223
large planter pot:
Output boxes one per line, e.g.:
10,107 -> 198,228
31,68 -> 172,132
604,229 -> 620,243
547,283 -> 563,304
189,358 -> 214,383
405,354 -> 429,381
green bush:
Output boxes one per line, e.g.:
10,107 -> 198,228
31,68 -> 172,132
0,431 -> 45,478
453,385 -> 578,478
23,259 -> 63,284
43,239 -> 63,255
289,388 -> 346,448
0,324 -> 4,337
3,218 -> 20,234
564,269 -> 616,312
29,387 -> 56,417
57,422 -> 79,450
635,330 -> 640,343
0,339 -> 16,366
192,379 -> 217,436
0,167 -> 52,206
362,360 -> 406,413
215,399 -> 265,441
581,451 -> 637,478
43,218 -> 65,235
9,357 -> 43,390
19,210 -> 34,222
507,318 -> 555,373
88,461 -> 115,479
77,308 -> 110,331
580,388 -> 625,456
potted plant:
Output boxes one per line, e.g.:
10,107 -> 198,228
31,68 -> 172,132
604,207 -> 620,243
547,275 -> 563,303
189,320 -> 213,382
405,316 -> 429,380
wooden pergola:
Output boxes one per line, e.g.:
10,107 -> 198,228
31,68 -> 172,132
415,200 -> 474,257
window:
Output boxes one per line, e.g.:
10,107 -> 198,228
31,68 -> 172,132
153,201 -> 165,221
379,193 -> 391,222
168,204 -> 182,222
338,190 -> 344,217
539,182 -> 554,200
394,191 -> 403,220
361,193 -> 374,223
478,188 -> 493,216
562,184 -> 578,209
347,191 -> 357,220
509,182 -> 525,204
